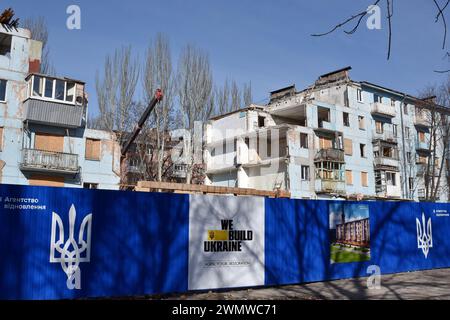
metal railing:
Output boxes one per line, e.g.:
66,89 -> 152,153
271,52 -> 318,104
20,148 -> 79,173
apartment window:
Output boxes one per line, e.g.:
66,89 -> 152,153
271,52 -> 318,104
360,144 -> 366,158
361,172 -> 368,187
375,121 -> 383,134
0,33 -> 12,56
344,138 -> 353,156
409,177 -> 414,190
44,78 -> 54,98
403,103 -> 409,115
83,183 -> 98,189
0,79 -> 6,102
418,154 -> 428,164
0,127 -> 3,151
386,172 -> 396,186
318,107 -> 330,126
32,76 -> 44,97
405,127 -> 410,139
301,165 -> 310,181
357,88 -> 363,102
358,116 -> 365,130
54,79 -> 65,101
66,82 -> 76,102
407,152 -> 412,163
343,112 -> 350,127
374,94 -> 382,103
300,133 -> 308,148
345,170 -> 353,185
390,98 -> 396,107
258,116 -> 265,128
418,130 -> 426,143
392,124 -> 398,137
85,138 -> 101,161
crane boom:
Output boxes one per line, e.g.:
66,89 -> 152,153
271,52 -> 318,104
121,89 -> 163,156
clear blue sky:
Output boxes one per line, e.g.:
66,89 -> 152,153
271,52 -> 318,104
4,0 -> 449,116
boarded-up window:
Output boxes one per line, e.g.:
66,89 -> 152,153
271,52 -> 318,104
361,172 -> 368,187
85,138 -> 101,160
344,138 -> 353,156
29,175 -> 64,187
345,170 -> 353,185
319,136 -> 332,149
418,131 -> 426,143
35,132 -> 64,152
0,127 -> 3,151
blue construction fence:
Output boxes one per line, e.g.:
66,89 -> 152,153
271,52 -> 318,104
0,183 -> 449,299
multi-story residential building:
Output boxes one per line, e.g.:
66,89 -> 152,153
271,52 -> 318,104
0,25 -> 120,189
204,67 -> 449,202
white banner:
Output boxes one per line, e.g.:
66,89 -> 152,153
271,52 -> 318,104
188,194 -> 265,290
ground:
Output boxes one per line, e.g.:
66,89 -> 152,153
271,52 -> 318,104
330,243 -> 371,263
146,268 -> 450,300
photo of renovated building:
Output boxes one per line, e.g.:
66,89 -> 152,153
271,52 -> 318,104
329,203 -> 370,264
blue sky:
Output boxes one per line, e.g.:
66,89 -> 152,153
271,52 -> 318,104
4,0 -> 449,117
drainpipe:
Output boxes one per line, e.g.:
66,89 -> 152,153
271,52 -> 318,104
400,94 -> 409,199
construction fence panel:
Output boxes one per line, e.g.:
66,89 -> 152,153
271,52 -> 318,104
0,184 -> 449,299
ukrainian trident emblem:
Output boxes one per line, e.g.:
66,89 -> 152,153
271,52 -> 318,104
416,213 -> 433,259
50,204 -> 92,289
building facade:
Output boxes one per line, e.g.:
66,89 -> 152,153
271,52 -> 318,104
0,26 -> 120,189
336,218 -> 370,247
204,67 -> 449,201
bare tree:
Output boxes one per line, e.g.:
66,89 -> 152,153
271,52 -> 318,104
243,81 -> 253,106
142,33 -> 175,182
95,46 -> 139,136
230,80 -> 241,111
215,79 -> 231,115
22,16 -> 55,75
312,0 -> 450,71
177,44 -> 213,183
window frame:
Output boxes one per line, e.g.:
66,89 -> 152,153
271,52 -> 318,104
0,79 -> 6,102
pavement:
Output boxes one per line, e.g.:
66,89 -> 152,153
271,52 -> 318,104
151,268 -> 450,300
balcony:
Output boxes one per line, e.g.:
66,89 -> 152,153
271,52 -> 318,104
24,74 -> 86,128
373,157 -> 399,168
372,130 -> 397,143
316,120 -> 337,133
20,149 -> 79,175
416,140 -> 429,151
315,179 -> 345,194
414,114 -> 429,127
314,148 -> 345,162
371,102 -> 396,117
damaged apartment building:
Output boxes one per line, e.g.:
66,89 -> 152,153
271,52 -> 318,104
0,25 -> 120,189
204,67 -> 449,201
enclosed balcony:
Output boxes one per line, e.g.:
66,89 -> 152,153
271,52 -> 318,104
372,129 -> 397,143
23,74 -> 86,128
373,157 -> 399,168
315,179 -> 346,194
371,102 -> 396,117
20,148 -> 80,175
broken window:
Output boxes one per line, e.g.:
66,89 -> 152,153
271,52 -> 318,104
407,152 -> 412,163
0,33 -> 12,56
360,144 -> 366,158
343,112 -> 350,127
258,116 -> 265,128
393,124 -> 398,137
83,183 -> 98,189
300,133 -> 308,148
318,107 -> 330,126
403,103 -> 409,115
55,79 -> 65,101
0,79 -> 6,101
65,82 -> 75,102
405,127 -> 410,139
409,177 -> 414,190
386,172 -> 396,186
390,98 -> 396,107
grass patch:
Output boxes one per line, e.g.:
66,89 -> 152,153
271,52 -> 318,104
330,244 -> 370,263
